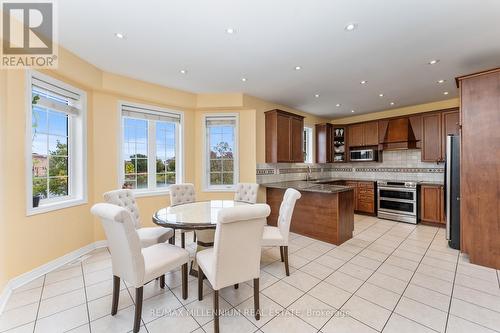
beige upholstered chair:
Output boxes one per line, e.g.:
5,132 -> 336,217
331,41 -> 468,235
103,189 -> 174,248
234,183 -> 259,204
91,203 -> 189,333
261,188 -> 301,276
169,183 -> 196,247
197,204 -> 271,333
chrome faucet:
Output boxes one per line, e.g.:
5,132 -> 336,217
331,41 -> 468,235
306,165 -> 312,181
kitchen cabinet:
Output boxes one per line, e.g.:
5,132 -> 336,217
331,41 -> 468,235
348,122 -> 378,147
457,68 -> 500,269
265,109 -> 305,163
420,184 -> 445,225
409,115 -> 423,149
421,109 -> 459,162
421,113 -> 442,162
345,180 -> 375,214
315,123 -> 333,163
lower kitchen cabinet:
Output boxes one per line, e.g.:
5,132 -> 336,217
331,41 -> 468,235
420,184 -> 445,225
345,181 -> 375,214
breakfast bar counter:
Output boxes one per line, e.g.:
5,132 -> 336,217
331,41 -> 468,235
262,181 -> 354,245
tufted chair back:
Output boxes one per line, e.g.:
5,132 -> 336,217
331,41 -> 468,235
277,188 -> 302,243
91,203 -> 145,287
211,204 -> 270,290
234,183 -> 259,204
103,189 -> 141,229
169,183 -> 196,206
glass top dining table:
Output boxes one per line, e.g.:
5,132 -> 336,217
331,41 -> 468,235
152,200 -> 252,230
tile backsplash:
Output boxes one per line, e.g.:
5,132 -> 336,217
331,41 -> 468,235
257,150 -> 444,184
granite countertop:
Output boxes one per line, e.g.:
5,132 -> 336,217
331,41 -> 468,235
260,180 -> 353,194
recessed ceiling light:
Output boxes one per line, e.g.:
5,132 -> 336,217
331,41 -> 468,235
443,91 -> 449,95
345,23 -> 358,31
390,102 -> 395,106
351,110 -> 355,113
360,80 -> 368,85
336,103 -> 341,107
314,94 -> 320,98
225,28 -> 235,34
114,32 -> 125,39
379,93 -> 384,97
428,59 -> 440,65
294,66 -> 302,70
241,77 -> 247,82
180,69 -> 187,74
437,79 -> 446,84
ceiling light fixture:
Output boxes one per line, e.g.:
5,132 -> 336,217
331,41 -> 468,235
314,94 -> 320,98
294,66 -> 302,70
443,91 -> 449,95
390,102 -> 395,106
180,69 -> 187,74
437,79 -> 446,84
241,77 -> 247,82
336,103 -> 341,107
225,28 -> 235,34
351,110 -> 355,113
379,93 -> 384,97
114,32 -> 125,39
345,23 -> 357,31
428,59 -> 440,65
360,80 -> 368,85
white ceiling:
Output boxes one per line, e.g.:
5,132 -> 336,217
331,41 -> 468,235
58,0 -> 500,117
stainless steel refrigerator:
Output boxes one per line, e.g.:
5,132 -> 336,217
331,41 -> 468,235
445,135 -> 460,249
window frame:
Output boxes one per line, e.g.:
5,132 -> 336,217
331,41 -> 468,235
304,126 -> 314,163
117,101 -> 184,197
202,113 -> 239,192
25,70 -> 88,216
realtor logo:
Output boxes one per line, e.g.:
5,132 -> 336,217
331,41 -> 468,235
1,1 -> 58,68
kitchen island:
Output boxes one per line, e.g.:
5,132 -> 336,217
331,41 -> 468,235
262,180 -> 354,245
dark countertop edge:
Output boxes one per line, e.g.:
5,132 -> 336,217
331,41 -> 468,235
260,181 -> 353,194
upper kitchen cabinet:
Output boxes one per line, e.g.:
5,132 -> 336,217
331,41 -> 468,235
422,112 -> 442,162
421,108 -> 459,162
348,121 -> 378,147
265,109 -> 305,163
315,123 -> 333,163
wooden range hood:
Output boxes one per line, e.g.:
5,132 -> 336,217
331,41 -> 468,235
381,118 -> 418,150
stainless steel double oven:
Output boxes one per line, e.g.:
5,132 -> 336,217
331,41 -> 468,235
377,181 -> 418,224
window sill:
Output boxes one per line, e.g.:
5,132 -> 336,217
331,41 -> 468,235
27,197 -> 88,216
132,189 -> 171,198
202,186 -> 236,193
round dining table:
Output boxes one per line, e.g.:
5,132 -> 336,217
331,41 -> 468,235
152,200 -> 252,276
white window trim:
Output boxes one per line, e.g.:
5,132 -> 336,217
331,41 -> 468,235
202,113 -> 239,192
25,70 -> 88,216
117,101 -> 184,197
304,126 -> 314,164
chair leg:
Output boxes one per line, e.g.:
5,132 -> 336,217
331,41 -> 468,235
182,263 -> 188,300
193,231 -> 197,243
214,290 -> 220,333
169,230 -> 175,245
234,283 -> 239,289
279,246 -> 284,262
133,287 -> 143,333
253,278 -> 260,320
284,246 -> 290,276
198,267 -> 204,301
111,275 -> 120,316
181,231 -> 185,248
159,275 -> 165,289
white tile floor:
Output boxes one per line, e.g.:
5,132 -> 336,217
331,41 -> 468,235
2,214 -> 500,333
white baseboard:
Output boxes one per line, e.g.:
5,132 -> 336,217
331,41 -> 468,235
0,240 -> 107,315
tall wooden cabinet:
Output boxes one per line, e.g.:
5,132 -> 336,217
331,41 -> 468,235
265,109 -> 305,163
457,68 -> 500,269
315,123 -> 333,163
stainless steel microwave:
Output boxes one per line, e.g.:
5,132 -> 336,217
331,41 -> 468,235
350,149 -> 378,162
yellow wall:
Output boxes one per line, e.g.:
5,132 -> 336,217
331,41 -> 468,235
331,98 -> 459,124
0,70 -> 8,291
